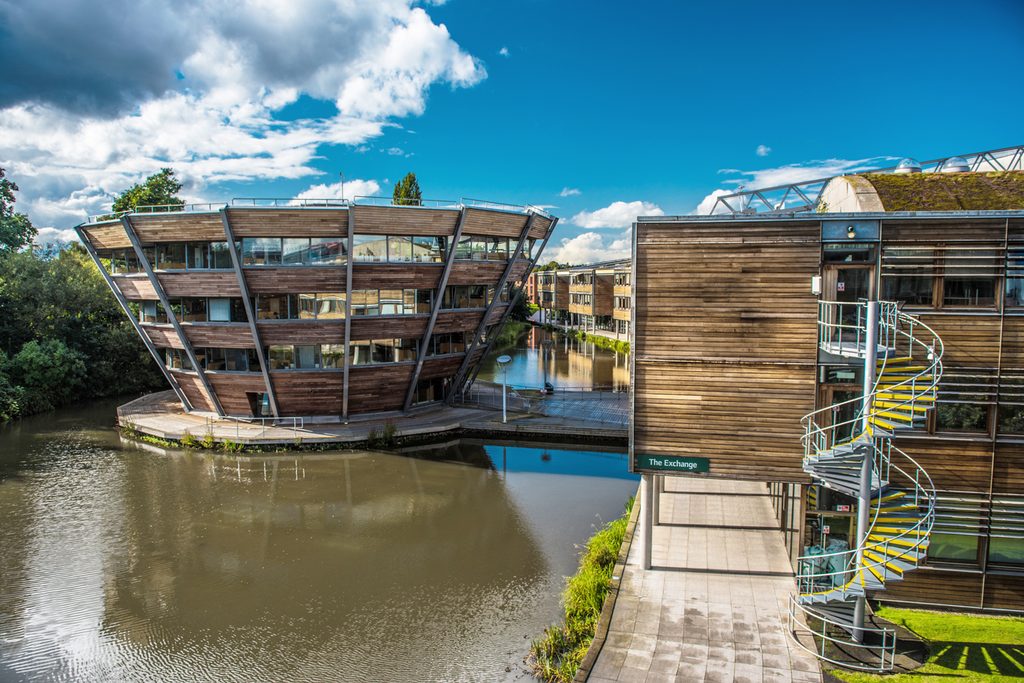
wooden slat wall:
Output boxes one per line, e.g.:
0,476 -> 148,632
434,311 -> 483,334
113,275 -> 157,300
144,326 -> 183,349
508,259 -> 531,282
983,575 -> 1024,611
461,208 -> 528,237
419,356 -> 463,380
882,568 -> 983,609
271,372 -> 345,416
894,436 -> 995,491
228,208 -> 348,237
911,313 -> 1001,366
132,213 -> 225,242
529,215 -> 552,239
173,372 -> 216,412
349,316 -> 428,340
245,268 -> 346,293
882,219 -> 1006,243
992,443 -> 1024,494
633,220 -> 820,482
614,308 -> 631,322
351,205 -> 459,236
447,262 -> 506,285
159,272 -> 241,297
594,274 -> 614,316
207,373 -> 267,415
257,321 -> 345,345
346,365 -> 415,413
184,324 -> 254,348
351,265 -> 442,290
83,223 -> 131,249
486,305 -> 508,325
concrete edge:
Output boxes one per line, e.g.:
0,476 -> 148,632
574,482 -> 641,682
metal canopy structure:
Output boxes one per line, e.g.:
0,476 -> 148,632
710,144 -> 1024,216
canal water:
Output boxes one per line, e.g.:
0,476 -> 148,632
475,323 -> 629,391
0,400 -> 637,682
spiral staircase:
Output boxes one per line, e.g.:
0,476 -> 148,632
788,300 -> 943,672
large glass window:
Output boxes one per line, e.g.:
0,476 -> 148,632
379,289 -> 404,315
156,243 -> 187,270
454,236 -> 474,260
406,289 -> 432,314
351,290 -> 379,316
309,237 -> 346,265
943,277 -> 996,308
998,404 -> 1024,434
352,235 -> 387,262
882,276 -> 933,306
164,348 -> 193,371
208,298 -> 232,322
297,293 -> 317,319
267,345 -> 294,369
927,532 -> 979,562
140,301 -> 167,324
484,237 -> 509,261
321,344 -> 345,368
316,293 -> 345,319
205,348 -> 250,372
256,294 -> 295,320
935,400 -> 989,433
990,537 -> 1024,565
282,238 -> 311,265
413,236 -> 445,263
295,345 -> 320,369
242,238 -> 282,266
387,236 -> 414,262
187,243 -> 209,269
210,242 -> 234,269
179,298 -> 207,322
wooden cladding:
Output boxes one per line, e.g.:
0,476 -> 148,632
882,568 -> 983,609
272,371 -> 345,416
207,373 -> 268,415
529,215 -> 552,239
258,321 -> 345,345
461,208 -> 528,237
144,325 -> 183,349
349,316 -> 428,341
173,372 -> 216,412
351,205 -> 459,236
159,272 -> 241,297
82,223 -> 131,249
352,265 -> 442,290
112,275 -> 157,300
227,208 -> 348,237
447,262 -> 506,286
433,310 -> 482,334
346,365 -> 414,413
245,268 -> 346,293
184,324 -> 254,348
131,213 -> 224,242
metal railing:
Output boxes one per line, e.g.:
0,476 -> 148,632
232,197 -> 348,207
205,414 -> 305,440
788,598 -> 897,672
352,195 -> 460,209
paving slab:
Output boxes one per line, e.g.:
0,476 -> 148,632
588,478 -> 821,682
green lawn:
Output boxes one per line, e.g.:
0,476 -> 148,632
832,607 -> 1024,683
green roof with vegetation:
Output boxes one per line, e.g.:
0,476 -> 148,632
860,171 -> 1024,211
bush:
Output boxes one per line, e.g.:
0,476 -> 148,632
6,339 -> 87,414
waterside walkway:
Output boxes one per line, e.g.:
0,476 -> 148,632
118,390 -> 627,447
585,478 -> 822,683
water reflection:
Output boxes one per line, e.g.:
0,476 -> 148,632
475,325 -> 629,391
0,402 -> 637,682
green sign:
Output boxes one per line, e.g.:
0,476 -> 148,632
634,454 -> 709,474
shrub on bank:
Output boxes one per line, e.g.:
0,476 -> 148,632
529,496 -> 635,682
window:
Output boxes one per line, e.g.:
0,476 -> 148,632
156,243 -> 187,270
321,344 -> 345,368
210,242 -> 234,269
242,238 -> 282,266
351,290 -> 379,316
267,345 -> 294,369
316,293 -> 345,319
256,294 -> 296,320
379,289 -> 404,314
205,348 -> 250,372
349,339 -> 417,364
140,301 -> 167,324
882,276 -> 933,306
406,289 -> 432,314
927,532 -> 979,563
179,298 -> 207,322
430,332 -> 467,355
989,498 -> 1024,565
309,237 -> 346,265
615,273 -> 630,287
413,236 -> 445,263
989,537 -> 1024,564
187,243 -> 209,269
208,298 -> 232,322
935,401 -> 989,433
164,349 -> 193,371
615,296 -> 631,310
352,235 -> 387,262
484,237 -> 509,261
349,340 -> 372,365
454,235 -> 474,260
294,345 -> 320,369
998,404 -> 1024,435
297,293 -> 317,319
943,277 -> 996,308
282,238 -> 311,265
387,236 -> 414,262
942,248 -> 1000,308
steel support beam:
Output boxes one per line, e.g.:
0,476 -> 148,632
75,224 -> 193,412
459,217 -> 559,398
446,214 -> 535,401
342,206 -> 355,420
219,208 -> 279,418
402,207 -> 468,411
122,215 -> 224,415
853,300 -> 879,643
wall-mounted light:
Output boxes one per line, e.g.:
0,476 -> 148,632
847,225 -> 856,239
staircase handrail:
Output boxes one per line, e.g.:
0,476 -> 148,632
788,598 -> 897,672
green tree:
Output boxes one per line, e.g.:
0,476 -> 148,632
7,340 -> 87,413
111,168 -> 185,213
0,168 -> 36,252
392,172 -> 422,206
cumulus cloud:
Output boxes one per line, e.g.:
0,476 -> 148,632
498,46 -> 510,57
559,187 -> 581,197
293,178 -> 381,202
693,156 -> 897,214
33,227 -> 79,246
544,230 -> 632,265
0,0 -> 485,231
571,200 -> 663,228
756,144 -> 771,157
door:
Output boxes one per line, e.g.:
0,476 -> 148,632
822,264 -> 875,348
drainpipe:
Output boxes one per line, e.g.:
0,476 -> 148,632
853,300 -> 878,643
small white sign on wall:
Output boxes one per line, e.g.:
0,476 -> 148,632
837,282 -> 846,293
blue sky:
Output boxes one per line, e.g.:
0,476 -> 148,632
2,0 -> 1022,261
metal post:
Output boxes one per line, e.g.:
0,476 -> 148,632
342,206 -> 355,420
854,300 -> 878,642
641,473 -> 654,570
501,367 -> 507,424
652,474 -> 661,525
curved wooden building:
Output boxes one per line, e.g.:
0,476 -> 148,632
76,200 -> 557,418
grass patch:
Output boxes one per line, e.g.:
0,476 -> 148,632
529,496 -> 635,682
831,606 -> 1024,683
541,324 -> 629,355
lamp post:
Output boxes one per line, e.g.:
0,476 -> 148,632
541,338 -> 553,390
497,354 -> 512,423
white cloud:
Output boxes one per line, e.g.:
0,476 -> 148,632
559,187 -> 581,197
544,230 -> 631,265
693,156 -> 897,215
293,178 -> 381,203
498,46 -> 510,57
571,200 -> 663,228
756,144 -> 771,157
0,0 -> 485,232
33,227 -> 79,246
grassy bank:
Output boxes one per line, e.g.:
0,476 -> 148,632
832,606 -> 1024,682
529,496 -> 634,682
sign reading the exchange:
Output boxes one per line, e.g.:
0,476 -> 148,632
634,454 -> 709,474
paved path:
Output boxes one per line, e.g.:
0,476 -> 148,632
589,478 -> 822,683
